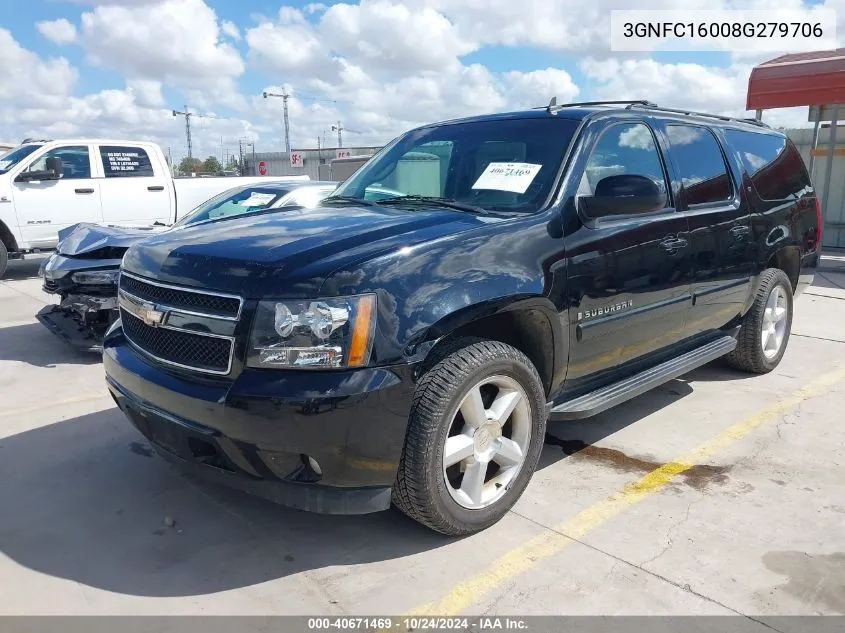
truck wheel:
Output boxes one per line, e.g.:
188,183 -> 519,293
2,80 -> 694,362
0,240 -> 8,279
393,338 -> 546,535
725,268 -> 793,374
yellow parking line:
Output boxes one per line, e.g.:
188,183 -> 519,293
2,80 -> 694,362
405,364 -> 845,616
0,392 -> 111,419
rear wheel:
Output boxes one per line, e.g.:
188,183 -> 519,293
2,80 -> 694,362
393,338 -> 546,535
725,268 -> 793,374
0,240 -> 8,279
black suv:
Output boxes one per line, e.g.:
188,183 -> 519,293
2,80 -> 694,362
104,101 -> 821,536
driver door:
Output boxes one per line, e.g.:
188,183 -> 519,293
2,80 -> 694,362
11,145 -> 102,249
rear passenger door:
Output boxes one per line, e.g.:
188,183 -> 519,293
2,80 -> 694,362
661,124 -> 753,333
97,144 -> 173,226
564,119 -> 694,390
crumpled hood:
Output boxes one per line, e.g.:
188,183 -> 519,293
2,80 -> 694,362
121,204 -> 496,297
57,223 -> 168,257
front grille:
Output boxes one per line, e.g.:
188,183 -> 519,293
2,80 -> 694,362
121,309 -> 232,373
43,280 -> 59,294
120,273 -> 241,318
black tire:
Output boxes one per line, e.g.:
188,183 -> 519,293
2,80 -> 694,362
392,337 -> 546,536
725,268 -> 793,374
0,240 -> 8,280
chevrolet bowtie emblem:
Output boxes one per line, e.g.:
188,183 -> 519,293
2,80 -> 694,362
139,303 -> 165,327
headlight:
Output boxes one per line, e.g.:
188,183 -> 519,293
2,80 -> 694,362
71,270 -> 120,285
247,294 -> 377,369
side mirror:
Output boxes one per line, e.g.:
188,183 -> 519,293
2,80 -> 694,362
579,174 -> 666,219
15,156 -> 64,183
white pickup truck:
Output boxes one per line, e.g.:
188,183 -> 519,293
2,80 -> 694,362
0,139 -> 304,277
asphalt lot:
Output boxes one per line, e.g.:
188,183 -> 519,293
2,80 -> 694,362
1,255 -> 844,618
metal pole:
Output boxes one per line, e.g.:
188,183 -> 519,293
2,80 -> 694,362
755,109 -> 763,121
337,121 -> 343,148
821,106 -> 838,235
184,105 -> 193,160
238,140 -> 243,176
808,108 -> 822,180
283,94 -> 291,155
252,145 -> 256,175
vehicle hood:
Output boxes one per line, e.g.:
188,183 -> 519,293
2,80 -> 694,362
121,204 -> 499,297
57,222 -> 167,257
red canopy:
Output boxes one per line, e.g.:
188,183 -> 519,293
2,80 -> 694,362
746,48 -> 845,110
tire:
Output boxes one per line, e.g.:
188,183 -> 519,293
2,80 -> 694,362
0,240 -> 8,279
393,337 -> 547,536
725,268 -> 793,374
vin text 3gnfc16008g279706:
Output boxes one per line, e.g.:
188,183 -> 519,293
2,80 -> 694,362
103,101 -> 820,535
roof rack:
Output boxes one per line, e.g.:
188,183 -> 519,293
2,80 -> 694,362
627,103 -> 772,128
539,98 -> 658,114
537,98 -> 771,128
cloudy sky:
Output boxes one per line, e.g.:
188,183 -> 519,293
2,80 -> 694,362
1,0 -> 841,164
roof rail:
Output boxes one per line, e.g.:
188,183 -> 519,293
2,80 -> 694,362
629,103 -> 772,128
538,98 -> 658,114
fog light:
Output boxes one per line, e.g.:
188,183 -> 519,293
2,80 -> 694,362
307,456 -> 322,476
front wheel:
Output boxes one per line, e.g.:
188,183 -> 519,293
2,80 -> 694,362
725,268 -> 794,374
392,338 -> 547,535
0,240 -> 8,279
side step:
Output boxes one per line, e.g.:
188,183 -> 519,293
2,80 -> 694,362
550,335 -> 737,420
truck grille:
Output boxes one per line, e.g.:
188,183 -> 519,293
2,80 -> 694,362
120,272 -> 241,319
118,272 -> 241,375
121,310 -> 232,373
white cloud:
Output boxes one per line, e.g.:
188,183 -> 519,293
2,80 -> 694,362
305,3 -> 328,13
126,79 -> 165,108
0,29 -> 78,105
36,18 -> 78,45
221,20 -> 241,40
79,0 -> 244,90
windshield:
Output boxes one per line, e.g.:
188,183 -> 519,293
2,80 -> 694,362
332,117 -> 579,214
0,144 -> 41,174
174,186 -> 292,227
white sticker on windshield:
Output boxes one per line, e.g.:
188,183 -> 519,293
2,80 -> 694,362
471,162 -> 542,194
239,192 -> 276,207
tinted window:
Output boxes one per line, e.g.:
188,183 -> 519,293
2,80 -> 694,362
100,146 -> 154,178
175,186 -> 288,226
666,125 -> 731,205
334,118 -> 579,214
25,146 -> 91,180
0,144 -> 40,174
724,129 -> 810,201
578,122 -> 667,201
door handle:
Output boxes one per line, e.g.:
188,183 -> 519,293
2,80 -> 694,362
730,225 -> 750,237
660,236 -> 688,252
74,188 -> 95,194
147,185 -> 165,192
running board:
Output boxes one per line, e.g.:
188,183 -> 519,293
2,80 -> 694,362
550,335 -> 737,420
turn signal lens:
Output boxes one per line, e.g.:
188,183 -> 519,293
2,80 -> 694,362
347,294 -> 376,367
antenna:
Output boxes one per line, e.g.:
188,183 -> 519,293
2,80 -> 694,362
265,90 -> 338,154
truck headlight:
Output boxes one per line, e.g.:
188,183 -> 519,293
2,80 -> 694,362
247,294 -> 376,369
71,270 -> 120,285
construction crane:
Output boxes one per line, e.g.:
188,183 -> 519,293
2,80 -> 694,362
171,105 -> 223,160
263,91 -> 337,153
331,121 -> 363,148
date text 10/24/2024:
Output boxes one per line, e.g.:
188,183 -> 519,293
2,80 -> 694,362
307,617 -> 529,631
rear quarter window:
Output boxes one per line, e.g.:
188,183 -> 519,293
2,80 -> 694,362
99,146 -> 155,178
724,130 -> 811,201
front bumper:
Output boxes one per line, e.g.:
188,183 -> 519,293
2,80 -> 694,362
104,331 -> 417,515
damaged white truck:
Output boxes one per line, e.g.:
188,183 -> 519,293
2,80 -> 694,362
0,139 -> 284,278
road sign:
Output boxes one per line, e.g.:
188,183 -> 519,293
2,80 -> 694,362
258,160 -> 267,176
290,152 -> 304,168
335,149 -> 352,159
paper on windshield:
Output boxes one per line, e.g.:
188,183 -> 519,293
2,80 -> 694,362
239,192 -> 276,207
471,163 -> 542,194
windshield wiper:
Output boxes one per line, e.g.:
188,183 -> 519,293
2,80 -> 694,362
376,195 -> 489,215
321,195 -> 378,207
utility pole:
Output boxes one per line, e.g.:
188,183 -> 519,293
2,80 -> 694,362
172,105 -> 220,162
331,121 -> 343,148
238,140 -> 244,176
263,91 -> 291,154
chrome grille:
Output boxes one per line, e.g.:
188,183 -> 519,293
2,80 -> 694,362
118,272 -> 241,375
120,309 -> 232,373
120,272 -> 241,319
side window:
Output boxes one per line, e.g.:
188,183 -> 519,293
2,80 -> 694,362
579,122 -> 668,201
724,129 -> 810,201
666,125 -> 732,206
26,146 -> 91,180
99,146 -> 155,178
